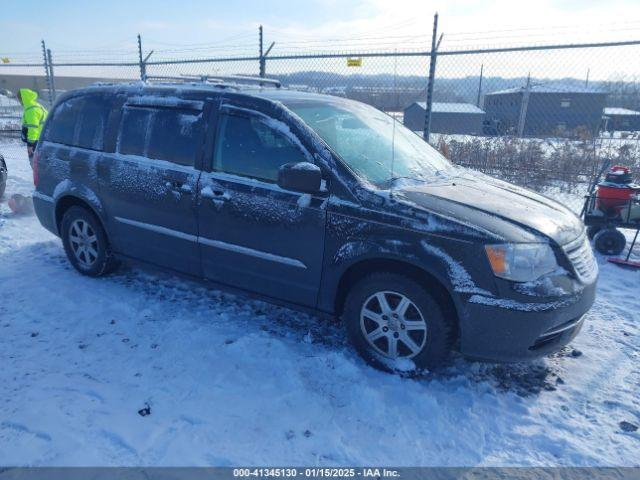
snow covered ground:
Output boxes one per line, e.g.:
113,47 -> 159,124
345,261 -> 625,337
0,141 -> 639,466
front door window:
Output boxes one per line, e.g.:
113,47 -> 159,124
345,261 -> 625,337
213,112 -> 310,183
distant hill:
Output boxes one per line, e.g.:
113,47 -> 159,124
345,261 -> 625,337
1,71 -> 637,112
270,71 -> 639,110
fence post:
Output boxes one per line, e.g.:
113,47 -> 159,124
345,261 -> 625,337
137,34 -> 146,81
41,40 -> 54,106
47,49 -> 56,103
259,25 -> 265,78
258,25 -> 275,81
423,13 -> 439,142
517,75 -> 531,137
476,63 -> 483,107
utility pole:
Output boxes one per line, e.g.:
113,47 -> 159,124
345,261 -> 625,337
476,63 -> 484,107
47,49 -> 56,102
41,40 -> 53,106
423,12 -> 441,142
517,74 -> 531,137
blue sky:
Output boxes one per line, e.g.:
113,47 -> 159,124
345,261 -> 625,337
3,0 -> 368,56
3,0 -> 639,56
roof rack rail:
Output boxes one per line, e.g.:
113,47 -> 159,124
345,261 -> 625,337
145,75 -> 223,84
181,74 -> 281,88
145,74 -> 281,88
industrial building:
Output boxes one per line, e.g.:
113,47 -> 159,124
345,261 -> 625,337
403,102 -> 485,134
348,86 -> 424,112
0,93 -> 21,117
0,73 -> 125,109
483,84 -> 607,137
603,107 -> 640,132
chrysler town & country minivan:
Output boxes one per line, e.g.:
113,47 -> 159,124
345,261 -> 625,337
32,80 -> 598,371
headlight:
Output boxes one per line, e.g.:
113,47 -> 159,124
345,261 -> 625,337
485,243 -> 558,282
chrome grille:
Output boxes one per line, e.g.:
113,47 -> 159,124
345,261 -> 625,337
563,233 -> 598,284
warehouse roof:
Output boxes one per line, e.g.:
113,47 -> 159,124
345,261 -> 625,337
0,93 -> 20,108
412,102 -> 485,114
487,83 -> 606,96
604,107 -> 640,116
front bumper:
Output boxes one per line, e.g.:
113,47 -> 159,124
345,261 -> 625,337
458,280 -> 596,362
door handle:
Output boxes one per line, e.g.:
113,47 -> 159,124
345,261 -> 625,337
178,184 -> 193,194
165,181 -> 193,194
201,187 -> 228,200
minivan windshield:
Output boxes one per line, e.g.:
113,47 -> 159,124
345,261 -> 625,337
286,99 -> 453,187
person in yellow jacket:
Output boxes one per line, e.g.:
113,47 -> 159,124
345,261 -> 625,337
18,88 -> 48,166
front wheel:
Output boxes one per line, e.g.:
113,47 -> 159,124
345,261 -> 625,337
343,273 -> 454,372
61,206 -> 118,276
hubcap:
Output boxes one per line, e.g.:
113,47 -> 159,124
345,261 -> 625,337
69,219 -> 98,268
360,291 -> 427,359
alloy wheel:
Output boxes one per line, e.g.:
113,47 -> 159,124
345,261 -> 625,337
360,291 -> 427,359
69,219 -> 99,268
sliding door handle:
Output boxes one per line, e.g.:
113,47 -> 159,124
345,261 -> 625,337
201,188 -> 228,200
165,181 -> 193,194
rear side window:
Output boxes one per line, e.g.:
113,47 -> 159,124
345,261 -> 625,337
48,97 -> 83,146
214,113 -> 308,182
117,105 -> 204,166
76,97 -> 111,150
148,109 -> 203,166
118,107 -> 151,157
47,95 -> 111,150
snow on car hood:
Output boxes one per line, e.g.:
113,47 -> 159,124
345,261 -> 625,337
396,170 -> 584,246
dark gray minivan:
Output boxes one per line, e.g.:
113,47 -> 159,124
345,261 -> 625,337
32,80 -> 598,371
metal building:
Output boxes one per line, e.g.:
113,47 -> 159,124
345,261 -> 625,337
403,102 -> 485,134
603,107 -> 640,132
348,86 -> 425,112
483,84 -> 607,137
0,92 -> 21,119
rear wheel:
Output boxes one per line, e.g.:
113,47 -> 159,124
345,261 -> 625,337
593,228 -> 626,256
343,273 -> 454,372
61,206 -> 117,276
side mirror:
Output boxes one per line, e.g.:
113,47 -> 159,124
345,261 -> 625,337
277,162 -> 322,193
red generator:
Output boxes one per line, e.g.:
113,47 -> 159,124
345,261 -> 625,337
595,165 -> 639,216
583,164 -> 640,263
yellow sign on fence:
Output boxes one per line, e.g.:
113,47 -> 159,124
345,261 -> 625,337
347,57 -> 362,67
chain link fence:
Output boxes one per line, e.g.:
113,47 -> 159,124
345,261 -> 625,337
1,24 -> 640,213
428,41 -> 640,213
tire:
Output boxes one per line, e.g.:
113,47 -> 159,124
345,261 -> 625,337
593,228 -> 626,256
60,206 -> 118,276
586,225 -> 601,240
343,273 -> 454,373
